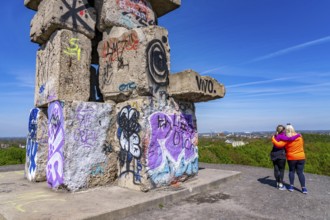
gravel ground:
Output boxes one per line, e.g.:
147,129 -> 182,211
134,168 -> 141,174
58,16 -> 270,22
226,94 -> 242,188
123,163 -> 330,220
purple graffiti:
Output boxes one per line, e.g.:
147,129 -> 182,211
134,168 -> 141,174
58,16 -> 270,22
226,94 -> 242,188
148,112 -> 196,170
47,101 -> 65,188
74,104 -> 97,148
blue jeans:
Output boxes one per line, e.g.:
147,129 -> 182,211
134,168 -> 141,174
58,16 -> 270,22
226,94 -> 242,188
288,160 -> 306,187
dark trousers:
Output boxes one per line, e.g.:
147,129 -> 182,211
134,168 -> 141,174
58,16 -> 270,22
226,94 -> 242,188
273,159 -> 286,184
288,160 -> 306,187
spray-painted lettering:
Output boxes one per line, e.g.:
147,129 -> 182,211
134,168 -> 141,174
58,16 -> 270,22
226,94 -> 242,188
195,76 -> 216,93
63,38 -> 81,60
117,106 -> 142,184
147,112 -> 198,185
74,104 -> 97,148
47,101 -> 65,188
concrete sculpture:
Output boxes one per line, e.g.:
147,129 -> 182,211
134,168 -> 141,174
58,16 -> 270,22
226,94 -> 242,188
24,0 -> 225,191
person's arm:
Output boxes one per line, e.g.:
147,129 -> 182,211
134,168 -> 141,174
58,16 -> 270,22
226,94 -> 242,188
272,136 -> 286,148
277,133 -> 301,141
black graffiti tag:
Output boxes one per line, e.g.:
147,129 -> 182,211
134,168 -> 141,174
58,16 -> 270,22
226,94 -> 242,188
146,38 -> 169,87
60,0 -> 94,33
195,76 -> 216,94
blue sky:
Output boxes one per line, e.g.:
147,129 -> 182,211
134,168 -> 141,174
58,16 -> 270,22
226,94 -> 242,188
1,0 -> 330,137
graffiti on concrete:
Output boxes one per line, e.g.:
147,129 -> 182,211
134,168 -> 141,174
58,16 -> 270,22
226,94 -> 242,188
117,105 -> 142,183
101,30 -> 139,70
63,38 -> 81,61
60,0 -> 94,32
74,104 -> 97,148
89,66 -> 104,102
102,140 -> 112,154
146,38 -> 169,89
47,101 -> 65,188
26,108 -> 39,180
90,163 -> 105,176
119,82 -> 137,92
118,0 -> 155,27
147,112 -> 198,185
195,75 -> 216,94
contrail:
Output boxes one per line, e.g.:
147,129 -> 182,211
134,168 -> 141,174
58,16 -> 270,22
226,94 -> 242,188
247,35 -> 330,63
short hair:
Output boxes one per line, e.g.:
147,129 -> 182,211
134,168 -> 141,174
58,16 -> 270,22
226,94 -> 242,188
286,124 -> 296,137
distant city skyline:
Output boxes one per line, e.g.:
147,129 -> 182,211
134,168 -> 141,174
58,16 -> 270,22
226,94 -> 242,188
1,1 -> 330,137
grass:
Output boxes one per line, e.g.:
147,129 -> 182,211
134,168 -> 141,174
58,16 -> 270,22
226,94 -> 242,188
198,133 -> 330,176
0,147 -> 25,166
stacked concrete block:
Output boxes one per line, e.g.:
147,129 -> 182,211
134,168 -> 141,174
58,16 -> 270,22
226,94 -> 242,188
110,96 -> 198,191
25,108 -> 48,182
168,69 -> 226,102
98,25 -> 170,102
47,100 -> 116,191
24,0 -> 42,11
35,29 -> 91,107
25,0 -> 226,192
95,0 -> 156,31
148,0 -> 181,17
30,0 -> 96,44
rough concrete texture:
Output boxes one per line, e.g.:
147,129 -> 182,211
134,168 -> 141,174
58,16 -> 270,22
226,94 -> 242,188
30,0 -> 96,44
25,107 -> 48,182
35,29 -> 91,107
95,0 -> 156,31
111,96 -> 198,191
0,166 -> 240,220
123,163 -> 330,220
24,0 -> 42,11
47,100 -> 117,191
148,0 -> 181,17
168,69 -> 226,102
98,25 -> 170,102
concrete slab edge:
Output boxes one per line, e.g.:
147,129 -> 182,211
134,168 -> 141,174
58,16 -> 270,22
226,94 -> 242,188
86,170 -> 241,220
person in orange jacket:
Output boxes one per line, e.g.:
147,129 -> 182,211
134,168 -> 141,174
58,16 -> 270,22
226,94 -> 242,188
272,124 -> 307,194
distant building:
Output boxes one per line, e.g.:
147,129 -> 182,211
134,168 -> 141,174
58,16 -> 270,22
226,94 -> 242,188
231,141 -> 246,147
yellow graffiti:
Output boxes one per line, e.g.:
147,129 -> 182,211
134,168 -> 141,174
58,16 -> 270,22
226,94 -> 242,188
14,171 -> 24,175
131,101 -> 138,108
64,38 -> 81,60
2,191 -> 66,213
15,199 -> 66,212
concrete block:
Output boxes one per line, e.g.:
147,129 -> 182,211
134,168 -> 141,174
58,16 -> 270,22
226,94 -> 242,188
95,0 -> 156,31
25,107 -> 48,182
112,96 -> 198,191
35,29 -> 91,107
30,0 -> 96,44
47,100 -> 117,191
168,69 -> 226,102
24,0 -> 42,11
149,0 -> 181,17
98,26 -> 170,102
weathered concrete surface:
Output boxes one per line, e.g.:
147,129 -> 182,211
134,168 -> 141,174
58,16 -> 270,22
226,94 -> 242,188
25,107 -> 48,182
168,70 -> 226,102
24,0 -> 42,11
149,0 -> 181,17
123,163 -> 330,220
0,167 -> 240,220
109,96 -> 198,191
30,0 -> 96,44
35,29 -> 91,107
98,26 -> 170,102
46,100 -> 116,191
95,0 -> 156,31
